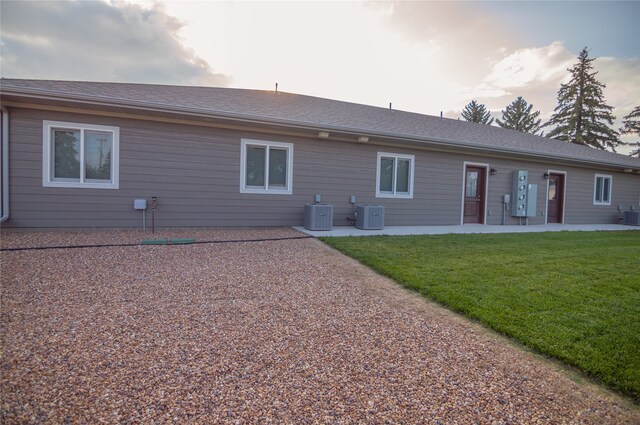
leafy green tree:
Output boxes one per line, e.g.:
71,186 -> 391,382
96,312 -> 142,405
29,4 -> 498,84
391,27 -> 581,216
86,136 -> 112,180
53,130 -> 80,178
545,47 -> 620,151
620,106 -> 640,157
461,100 -> 494,125
496,96 -> 543,135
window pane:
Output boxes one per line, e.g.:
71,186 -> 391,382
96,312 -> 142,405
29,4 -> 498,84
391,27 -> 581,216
595,177 -> 603,202
603,178 -> 610,202
396,159 -> 410,193
380,158 -> 394,192
246,145 -> 266,187
268,148 -> 287,188
465,171 -> 478,197
53,129 -> 80,179
85,131 -> 112,181
548,179 -> 557,201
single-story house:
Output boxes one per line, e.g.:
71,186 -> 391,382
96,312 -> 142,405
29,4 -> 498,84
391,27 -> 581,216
1,78 -> 639,229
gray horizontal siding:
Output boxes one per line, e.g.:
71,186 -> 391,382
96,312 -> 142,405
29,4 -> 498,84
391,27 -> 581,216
4,107 -> 639,229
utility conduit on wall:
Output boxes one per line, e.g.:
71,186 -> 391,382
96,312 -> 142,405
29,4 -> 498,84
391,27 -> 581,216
1,106 -> 9,223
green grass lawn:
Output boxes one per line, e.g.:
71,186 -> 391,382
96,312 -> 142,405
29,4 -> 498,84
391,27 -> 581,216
320,231 -> 640,400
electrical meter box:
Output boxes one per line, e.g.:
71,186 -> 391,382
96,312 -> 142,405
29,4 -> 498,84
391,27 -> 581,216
511,170 -> 528,217
526,184 -> 537,218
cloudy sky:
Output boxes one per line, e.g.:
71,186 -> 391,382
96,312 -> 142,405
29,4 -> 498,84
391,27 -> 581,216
1,0 -> 639,152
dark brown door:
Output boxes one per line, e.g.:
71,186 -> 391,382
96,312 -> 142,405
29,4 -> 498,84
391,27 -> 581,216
463,166 -> 486,224
547,173 -> 564,223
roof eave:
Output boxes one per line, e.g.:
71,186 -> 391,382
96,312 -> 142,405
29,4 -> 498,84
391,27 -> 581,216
2,85 -> 639,173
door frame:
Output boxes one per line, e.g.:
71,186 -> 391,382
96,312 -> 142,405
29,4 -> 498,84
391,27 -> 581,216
460,161 -> 489,225
544,169 -> 567,224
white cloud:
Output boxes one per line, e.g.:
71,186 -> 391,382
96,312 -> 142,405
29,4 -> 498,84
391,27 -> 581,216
0,0 -> 230,86
377,1 -> 520,59
596,57 -> 640,154
440,43 -> 575,120
595,57 -> 640,115
481,42 -> 574,92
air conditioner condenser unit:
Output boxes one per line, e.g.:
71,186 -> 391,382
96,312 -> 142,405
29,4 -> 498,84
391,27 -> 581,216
356,205 -> 385,230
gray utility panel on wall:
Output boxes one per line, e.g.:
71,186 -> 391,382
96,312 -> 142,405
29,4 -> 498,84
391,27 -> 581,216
526,184 -> 537,218
511,171 -> 537,218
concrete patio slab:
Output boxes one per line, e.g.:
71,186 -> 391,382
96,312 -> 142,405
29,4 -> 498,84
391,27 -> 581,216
294,223 -> 640,237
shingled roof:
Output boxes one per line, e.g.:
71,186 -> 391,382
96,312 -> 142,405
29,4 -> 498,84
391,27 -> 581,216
1,78 -> 639,170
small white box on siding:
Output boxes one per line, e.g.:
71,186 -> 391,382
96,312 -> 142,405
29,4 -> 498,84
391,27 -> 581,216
134,199 -> 147,210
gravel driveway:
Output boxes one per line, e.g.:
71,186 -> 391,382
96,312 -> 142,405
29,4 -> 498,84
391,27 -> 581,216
1,228 -> 638,423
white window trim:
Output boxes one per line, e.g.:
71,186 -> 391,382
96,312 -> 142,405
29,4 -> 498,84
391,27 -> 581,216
544,169 -> 567,224
42,120 -> 119,189
375,152 -> 415,199
459,161 -> 490,225
593,174 -> 612,206
240,139 -> 293,195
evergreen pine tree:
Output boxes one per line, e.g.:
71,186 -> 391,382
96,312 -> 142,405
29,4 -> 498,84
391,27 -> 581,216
620,106 -> 640,157
545,47 -> 620,151
461,100 -> 494,125
496,96 -> 543,135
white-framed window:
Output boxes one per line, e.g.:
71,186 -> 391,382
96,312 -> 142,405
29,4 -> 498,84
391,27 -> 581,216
240,139 -> 293,194
42,121 -> 119,189
593,174 -> 612,205
376,152 -> 415,198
